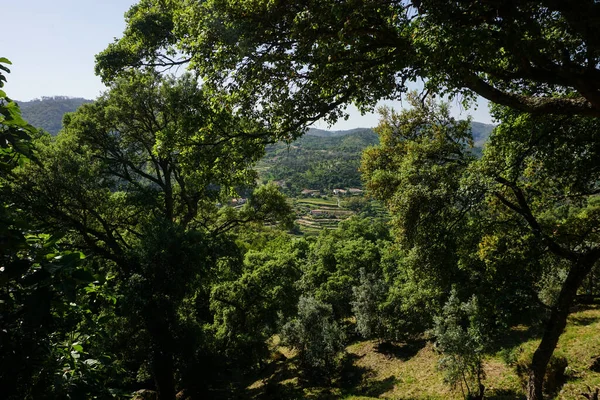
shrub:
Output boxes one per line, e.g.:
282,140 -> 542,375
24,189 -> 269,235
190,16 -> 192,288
351,269 -> 387,339
281,296 -> 346,382
433,288 -> 488,400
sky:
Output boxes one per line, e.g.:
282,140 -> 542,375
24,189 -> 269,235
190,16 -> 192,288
2,1 -> 493,130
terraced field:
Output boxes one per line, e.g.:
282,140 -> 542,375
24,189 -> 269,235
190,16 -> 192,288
293,197 -> 354,233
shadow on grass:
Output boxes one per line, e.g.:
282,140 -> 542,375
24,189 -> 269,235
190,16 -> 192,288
339,352 -> 397,398
485,388 -> 526,400
489,325 -> 541,353
245,357 -> 305,400
248,381 -> 306,400
339,353 -> 368,388
247,352 -> 398,399
347,375 -> 397,398
375,339 -> 427,361
568,314 -> 600,326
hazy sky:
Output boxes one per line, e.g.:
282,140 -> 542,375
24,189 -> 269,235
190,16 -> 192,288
2,1 -> 493,130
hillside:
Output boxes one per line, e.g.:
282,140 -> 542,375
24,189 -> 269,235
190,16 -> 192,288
259,122 -> 495,196
471,121 -> 496,147
18,96 -> 92,135
257,128 -> 380,196
249,305 -> 600,399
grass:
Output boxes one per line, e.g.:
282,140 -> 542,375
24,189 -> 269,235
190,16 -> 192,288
296,198 -> 340,207
246,306 -> 600,399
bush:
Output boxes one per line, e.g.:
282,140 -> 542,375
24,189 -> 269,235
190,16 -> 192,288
351,269 -> 387,339
281,296 -> 346,382
433,288 -> 488,400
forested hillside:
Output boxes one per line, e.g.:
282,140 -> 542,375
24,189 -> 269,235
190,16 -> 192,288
18,96 -> 91,135
259,123 -> 493,195
3,2 -> 600,400
258,128 -> 378,195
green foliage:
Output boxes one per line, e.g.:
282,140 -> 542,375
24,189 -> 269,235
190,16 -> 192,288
0,58 -> 36,169
299,216 -> 391,318
0,58 -> 118,399
259,128 -> 378,195
362,93 -> 474,251
7,70 -> 293,398
363,93 -> 600,399
351,269 -> 388,340
361,94 -> 485,335
96,0 -> 600,134
281,296 -> 346,381
209,235 -> 302,372
433,288 -> 488,399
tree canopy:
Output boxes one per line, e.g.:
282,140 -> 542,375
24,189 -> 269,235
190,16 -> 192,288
96,0 -> 600,132
7,70 -> 293,399
4,1 -> 600,399
362,94 -> 600,399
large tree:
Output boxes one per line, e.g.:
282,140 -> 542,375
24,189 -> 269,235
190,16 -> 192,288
96,0 -> 600,128
362,96 -> 600,400
9,71 -> 291,399
478,107 -> 600,399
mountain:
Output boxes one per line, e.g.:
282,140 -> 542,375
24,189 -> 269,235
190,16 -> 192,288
471,121 -> 495,147
309,122 -> 495,144
306,127 -> 374,137
17,96 -> 92,135
259,128 -> 378,195
260,122 -> 495,195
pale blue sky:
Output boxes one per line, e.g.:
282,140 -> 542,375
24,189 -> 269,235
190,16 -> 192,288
2,1 -> 492,129
2,1 -> 137,101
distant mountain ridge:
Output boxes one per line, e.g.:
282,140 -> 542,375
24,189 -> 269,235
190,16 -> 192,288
470,121 -> 495,147
16,96 -> 496,143
17,96 -> 92,136
308,121 -> 496,144
306,127 -> 375,138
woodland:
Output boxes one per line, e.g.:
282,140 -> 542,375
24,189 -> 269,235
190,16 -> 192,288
1,1 -> 600,400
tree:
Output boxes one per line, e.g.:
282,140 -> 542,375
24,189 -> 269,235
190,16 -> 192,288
433,289 -> 488,400
9,71 -> 291,399
281,296 -> 346,382
351,269 -> 388,340
298,216 -> 390,319
362,96 -> 600,400
93,3 -> 600,398
477,106 -> 600,399
209,233 -> 302,377
96,0 -> 600,129
0,58 -> 110,399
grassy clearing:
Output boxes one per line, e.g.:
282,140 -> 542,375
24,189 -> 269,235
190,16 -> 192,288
247,306 -> 600,400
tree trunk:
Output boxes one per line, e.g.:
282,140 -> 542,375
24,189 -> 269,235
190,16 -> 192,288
527,257 -> 596,400
146,305 -> 177,400
152,348 -> 176,400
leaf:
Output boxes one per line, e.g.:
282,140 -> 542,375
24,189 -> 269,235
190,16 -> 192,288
44,231 -> 67,248
72,344 -> 84,353
0,57 -> 12,65
54,252 -> 85,269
